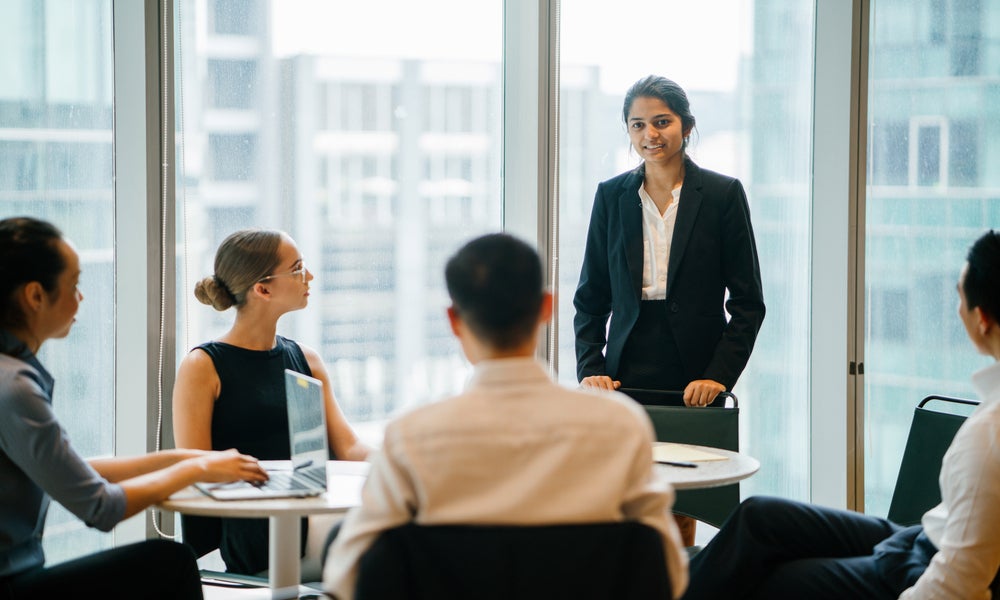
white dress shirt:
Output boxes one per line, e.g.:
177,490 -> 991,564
900,360 -> 1000,599
639,184 -> 681,300
323,357 -> 687,599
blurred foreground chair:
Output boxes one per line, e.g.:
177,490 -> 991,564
353,521 -> 671,600
623,389 -> 741,531
886,394 -> 978,526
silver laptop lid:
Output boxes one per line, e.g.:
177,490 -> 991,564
284,369 -> 329,478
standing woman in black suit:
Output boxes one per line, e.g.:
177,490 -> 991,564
573,75 -> 766,545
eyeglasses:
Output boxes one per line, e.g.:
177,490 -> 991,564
258,262 -> 307,284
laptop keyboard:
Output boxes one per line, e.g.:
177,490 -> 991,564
260,468 -> 325,491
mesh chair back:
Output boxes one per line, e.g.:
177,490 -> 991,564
625,389 -> 740,529
886,394 -> 978,526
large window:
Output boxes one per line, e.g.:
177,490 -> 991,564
12,0 -> 999,571
0,0 -> 116,564
863,0 -> 999,516
175,0 -> 503,443
557,0 -> 816,502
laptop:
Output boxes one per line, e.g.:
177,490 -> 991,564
195,369 -> 330,500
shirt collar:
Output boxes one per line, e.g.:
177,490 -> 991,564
467,357 -> 551,388
971,360 -> 1000,406
0,328 -> 34,361
0,327 -> 54,398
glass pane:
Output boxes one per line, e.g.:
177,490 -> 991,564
0,0 -> 115,563
175,0 -> 502,445
558,0 -> 815,501
863,0 -> 995,516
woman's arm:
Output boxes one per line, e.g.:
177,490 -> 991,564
704,178 -> 766,389
2,355 -> 265,528
89,448 -> 204,482
302,344 -> 372,461
105,449 -> 266,520
171,348 -> 221,450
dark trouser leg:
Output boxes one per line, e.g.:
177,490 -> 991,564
6,539 -> 203,600
681,496 -> 900,600
751,555 -> 896,600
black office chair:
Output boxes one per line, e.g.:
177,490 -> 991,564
353,521 -> 671,600
623,389 -> 741,531
886,394 -> 978,526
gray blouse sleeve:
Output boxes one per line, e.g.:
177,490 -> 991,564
0,365 -> 126,532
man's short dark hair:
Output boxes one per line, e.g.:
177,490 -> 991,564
445,233 -> 544,350
964,229 -> 1000,321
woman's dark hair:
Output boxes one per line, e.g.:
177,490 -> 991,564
445,233 -> 544,350
623,75 -> 697,150
0,217 -> 66,329
194,229 -> 284,311
963,229 -> 1000,321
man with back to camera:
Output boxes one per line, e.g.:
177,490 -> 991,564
680,229 -> 1000,600
322,232 -> 688,599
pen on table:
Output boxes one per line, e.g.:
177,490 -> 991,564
661,460 -> 698,468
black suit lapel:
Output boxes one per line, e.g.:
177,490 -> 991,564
620,167 -> 645,298
666,159 -> 703,296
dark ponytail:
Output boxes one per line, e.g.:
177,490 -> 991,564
0,217 -> 65,329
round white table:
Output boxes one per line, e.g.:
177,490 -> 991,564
652,443 -> 760,490
159,461 -> 369,599
162,448 -> 757,598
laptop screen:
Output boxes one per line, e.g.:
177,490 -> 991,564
285,369 -> 329,472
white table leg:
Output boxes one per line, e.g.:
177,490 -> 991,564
269,514 -> 301,599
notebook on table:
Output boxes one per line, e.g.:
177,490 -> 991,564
195,369 -> 330,501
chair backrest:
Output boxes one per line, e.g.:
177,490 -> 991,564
637,392 -> 741,529
639,395 -> 739,452
620,388 -> 735,410
886,394 -> 979,526
354,521 -> 671,600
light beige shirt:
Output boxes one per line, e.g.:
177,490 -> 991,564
322,357 -> 687,599
900,360 -> 1000,599
639,184 -> 681,300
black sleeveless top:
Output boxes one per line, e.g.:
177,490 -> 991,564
192,335 -> 314,575
199,335 -> 311,460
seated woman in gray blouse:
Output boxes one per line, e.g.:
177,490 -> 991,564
0,216 -> 266,599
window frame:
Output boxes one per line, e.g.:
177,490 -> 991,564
112,0 -> 176,543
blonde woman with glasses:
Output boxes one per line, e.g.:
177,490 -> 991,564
172,228 -> 370,581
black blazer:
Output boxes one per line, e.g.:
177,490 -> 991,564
573,158 -> 765,391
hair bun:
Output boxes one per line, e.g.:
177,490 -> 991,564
193,275 -> 236,311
